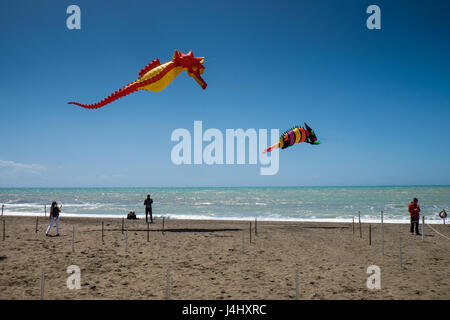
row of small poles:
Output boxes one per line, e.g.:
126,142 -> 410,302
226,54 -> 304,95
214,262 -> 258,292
7,216 -> 258,253
352,210 -> 428,268
49,216 -> 260,254
38,217 -> 260,299
2,203 -> 435,299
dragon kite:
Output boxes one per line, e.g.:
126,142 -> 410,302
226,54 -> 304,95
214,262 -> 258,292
263,123 -> 321,153
68,50 -> 207,109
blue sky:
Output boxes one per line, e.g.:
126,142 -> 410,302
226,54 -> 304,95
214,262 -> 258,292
0,0 -> 449,187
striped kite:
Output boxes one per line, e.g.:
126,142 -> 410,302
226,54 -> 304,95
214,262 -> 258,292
263,123 -> 321,153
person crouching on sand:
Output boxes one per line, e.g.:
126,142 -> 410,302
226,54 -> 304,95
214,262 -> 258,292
408,197 -> 421,235
144,194 -> 153,224
46,201 -> 61,236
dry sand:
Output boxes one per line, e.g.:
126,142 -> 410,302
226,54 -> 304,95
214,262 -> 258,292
0,216 -> 449,300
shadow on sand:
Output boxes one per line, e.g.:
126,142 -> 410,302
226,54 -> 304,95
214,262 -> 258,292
117,228 -> 242,233
300,226 -> 349,230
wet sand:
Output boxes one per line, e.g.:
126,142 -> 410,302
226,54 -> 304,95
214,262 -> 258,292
0,216 -> 449,299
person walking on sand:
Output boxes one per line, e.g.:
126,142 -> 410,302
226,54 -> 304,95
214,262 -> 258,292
408,197 -> 421,235
46,201 -> 61,236
144,194 -> 154,224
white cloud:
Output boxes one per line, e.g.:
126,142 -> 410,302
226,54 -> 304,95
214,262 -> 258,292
0,159 -> 46,175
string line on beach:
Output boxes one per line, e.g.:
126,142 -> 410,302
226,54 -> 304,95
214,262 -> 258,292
426,223 -> 450,241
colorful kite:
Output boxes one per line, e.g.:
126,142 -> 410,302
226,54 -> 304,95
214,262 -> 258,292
68,50 -> 207,109
263,123 -> 321,153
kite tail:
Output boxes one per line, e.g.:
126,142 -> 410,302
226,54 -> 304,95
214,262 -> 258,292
68,81 -> 141,109
262,142 -> 280,154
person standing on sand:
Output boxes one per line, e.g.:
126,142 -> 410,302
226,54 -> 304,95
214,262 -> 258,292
144,194 -> 153,224
408,197 -> 421,235
46,201 -> 61,236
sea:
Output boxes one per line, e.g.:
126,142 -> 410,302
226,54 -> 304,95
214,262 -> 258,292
0,186 -> 449,224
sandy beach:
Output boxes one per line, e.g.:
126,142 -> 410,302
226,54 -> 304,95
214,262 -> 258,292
0,216 -> 449,300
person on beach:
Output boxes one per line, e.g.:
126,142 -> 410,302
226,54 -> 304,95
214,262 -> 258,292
46,201 -> 61,236
144,194 -> 153,224
408,197 -> 421,235
127,211 -> 137,220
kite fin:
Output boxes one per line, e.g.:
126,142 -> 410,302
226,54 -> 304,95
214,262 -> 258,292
138,59 -> 161,77
304,122 -> 312,132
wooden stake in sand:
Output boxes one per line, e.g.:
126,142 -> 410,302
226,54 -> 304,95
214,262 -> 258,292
369,224 -> 372,246
147,222 -> 149,242
44,205 -> 46,217
166,267 -> 171,300
422,216 -> 425,242
35,216 -> 39,233
358,211 -> 362,238
121,218 -> 124,235
399,235 -> 403,268
162,217 -> 165,235
295,267 -> 299,300
72,226 -> 75,253
249,222 -> 252,243
125,228 -> 129,252
1,204 -> 3,217
41,269 -> 45,300
381,211 -> 384,256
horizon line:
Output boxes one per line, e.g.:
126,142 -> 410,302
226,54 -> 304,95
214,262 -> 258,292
1,184 -> 450,189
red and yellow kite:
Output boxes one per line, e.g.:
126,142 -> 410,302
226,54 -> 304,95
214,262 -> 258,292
69,50 -> 207,109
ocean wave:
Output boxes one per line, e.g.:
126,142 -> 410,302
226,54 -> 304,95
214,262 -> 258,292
1,203 -> 46,208
2,186 -> 449,224
0,211 -> 445,224
385,203 -> 405,208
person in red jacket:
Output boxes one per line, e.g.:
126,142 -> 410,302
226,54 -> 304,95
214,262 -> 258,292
408,197 -> 421,235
